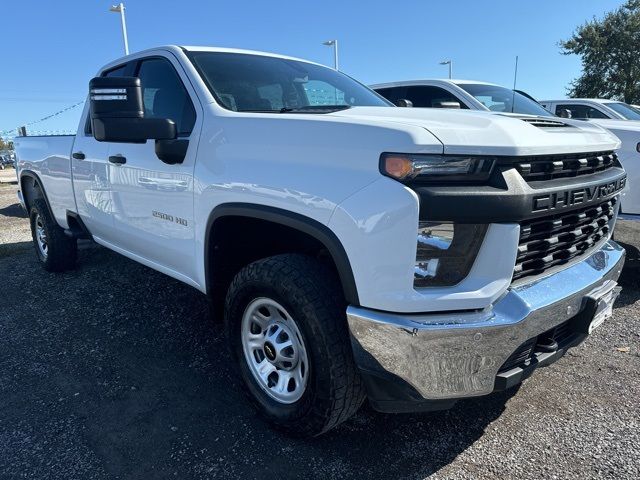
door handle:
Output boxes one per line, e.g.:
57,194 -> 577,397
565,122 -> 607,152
72,151 -> 85,160
108,155 -> 127,165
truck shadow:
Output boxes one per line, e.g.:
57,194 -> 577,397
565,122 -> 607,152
614,239 -> 640,307
7,236 -> 639,478
0,240 -> 32,258
0,202 -> 27,219
1,246 -> 518,480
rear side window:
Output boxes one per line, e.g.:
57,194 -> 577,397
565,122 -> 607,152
405,86 -> 469,109
136,58 -> 196,136
555,104 -> 609,119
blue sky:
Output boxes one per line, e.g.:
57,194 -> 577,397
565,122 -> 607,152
1,0 -> 626,138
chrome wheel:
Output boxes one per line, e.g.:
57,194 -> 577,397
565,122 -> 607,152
241,298 -> 309,404
35,214 -> 48,258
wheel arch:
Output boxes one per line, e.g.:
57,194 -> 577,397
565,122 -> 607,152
205,203 -> 360,306
20,170 -> 54,218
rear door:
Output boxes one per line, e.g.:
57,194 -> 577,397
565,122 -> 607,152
107,54 -> 201,282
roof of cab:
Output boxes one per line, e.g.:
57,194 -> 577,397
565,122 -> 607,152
370,79 -> 499,89
100,44 -> 327,71
179,45 -> 326,67
540,98 -> 617,104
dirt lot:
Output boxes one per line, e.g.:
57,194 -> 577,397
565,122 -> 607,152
0,179 -> 639,480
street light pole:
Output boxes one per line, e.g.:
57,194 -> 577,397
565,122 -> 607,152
439,60 -> 452,79
110,3 -> 129,55
322,40 -> 339,70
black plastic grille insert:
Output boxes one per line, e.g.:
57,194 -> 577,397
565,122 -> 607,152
513,151 -> 617,182
513,197 -> 617,281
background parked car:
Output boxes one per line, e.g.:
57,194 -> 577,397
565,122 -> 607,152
540,99 -> 640,121
371,79 -> 553,116
371,80 -> 640,216
0,154 -> 15,169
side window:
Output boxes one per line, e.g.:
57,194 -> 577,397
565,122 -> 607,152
555,104 -> 608,119
405,86 -> 469,109
104,65 -> 128,78
375,87 -> 405,104
136,58 -> 196,136
586,107 -> 609,119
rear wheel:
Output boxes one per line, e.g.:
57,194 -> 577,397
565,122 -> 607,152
29,198 -> 77,272
225,254 -> 365,437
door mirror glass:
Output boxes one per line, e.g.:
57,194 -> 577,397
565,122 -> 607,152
89,76 -> 177,143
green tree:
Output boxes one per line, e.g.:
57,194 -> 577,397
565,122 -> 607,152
560,0 -> 640,103
0,138 -> 14,151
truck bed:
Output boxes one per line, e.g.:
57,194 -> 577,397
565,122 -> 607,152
14,135 -> 76,226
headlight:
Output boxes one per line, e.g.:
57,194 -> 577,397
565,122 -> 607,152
381,153 -> 494,183
414,222 -> 488,287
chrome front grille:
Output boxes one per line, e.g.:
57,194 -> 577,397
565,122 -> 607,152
513,151 -> 617,182
513,197 -> 617,281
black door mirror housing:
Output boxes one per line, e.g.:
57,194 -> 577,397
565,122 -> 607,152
395,99 -> 413,108
89,76 -> 177,143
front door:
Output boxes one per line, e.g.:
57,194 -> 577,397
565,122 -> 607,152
107,55 -> 201,282
71,110 -> 114,241
71,62 -> 134,243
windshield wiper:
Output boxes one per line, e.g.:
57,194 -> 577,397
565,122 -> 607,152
279,105 -> 352,113
235,105 -> 352,114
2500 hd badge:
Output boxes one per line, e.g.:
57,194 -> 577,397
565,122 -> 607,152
532,176 -> 626,212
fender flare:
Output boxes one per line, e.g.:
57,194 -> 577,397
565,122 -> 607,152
205,203 -> 360,306
19,170 -> 55,219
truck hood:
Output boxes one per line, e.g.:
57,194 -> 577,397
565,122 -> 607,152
330,107 -> 620,156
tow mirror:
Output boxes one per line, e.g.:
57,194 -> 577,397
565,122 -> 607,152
89,76 -> 176,143
395,99 -> 413,108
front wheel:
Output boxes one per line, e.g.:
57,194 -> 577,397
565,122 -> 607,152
225,254 -> 365,437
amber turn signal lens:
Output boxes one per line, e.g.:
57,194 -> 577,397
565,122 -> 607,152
383,155 -> 414,179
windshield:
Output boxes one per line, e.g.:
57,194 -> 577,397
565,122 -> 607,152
605,102 -> 640,120
456,83 -> 553,117
186,51 -> 391,112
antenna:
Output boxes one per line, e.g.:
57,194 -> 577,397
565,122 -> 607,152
511,56 -> 519,113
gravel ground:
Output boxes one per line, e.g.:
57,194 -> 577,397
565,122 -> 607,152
0,181 -> 639,480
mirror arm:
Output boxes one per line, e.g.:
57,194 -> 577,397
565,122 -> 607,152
155,138 -> 189,165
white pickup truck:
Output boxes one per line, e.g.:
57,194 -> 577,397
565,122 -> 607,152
15,46 -> 627,436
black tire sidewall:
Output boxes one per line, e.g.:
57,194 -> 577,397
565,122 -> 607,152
29,201 -> 49,265
29,198 -> 77,271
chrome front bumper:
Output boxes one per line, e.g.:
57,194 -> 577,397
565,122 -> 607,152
347,240 -> 625,410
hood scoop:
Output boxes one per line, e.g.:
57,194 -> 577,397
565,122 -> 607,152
514,117 -> 574,128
